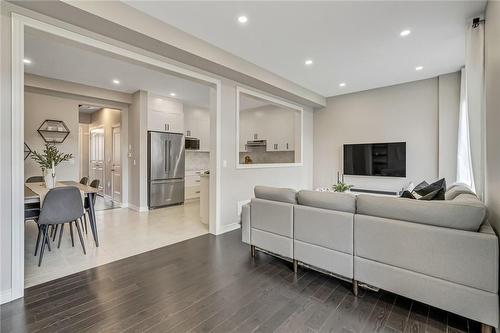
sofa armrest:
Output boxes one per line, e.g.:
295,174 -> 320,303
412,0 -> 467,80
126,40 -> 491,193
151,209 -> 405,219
355,215 -> 499,293
241,203 -> 251,244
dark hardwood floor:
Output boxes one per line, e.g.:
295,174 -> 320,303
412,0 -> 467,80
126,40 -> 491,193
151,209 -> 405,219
1,230 -> 480,333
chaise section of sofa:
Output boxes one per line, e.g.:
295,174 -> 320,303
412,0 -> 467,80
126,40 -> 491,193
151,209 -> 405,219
294,190 -> 355,280
354,192 -> 499,328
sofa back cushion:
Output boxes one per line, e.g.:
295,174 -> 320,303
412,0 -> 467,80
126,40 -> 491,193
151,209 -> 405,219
356,194 -> 487,231
251,198 -> 293,237
297,190 -> 356,213
254,186 -> 297,204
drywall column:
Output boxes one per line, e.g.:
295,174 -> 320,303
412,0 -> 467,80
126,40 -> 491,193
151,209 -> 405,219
128,90 -> 148,211
438,72 -> 461,183
485,1 -> 500,234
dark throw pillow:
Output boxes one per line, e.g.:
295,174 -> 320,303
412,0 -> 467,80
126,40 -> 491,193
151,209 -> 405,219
418,188 -> 445,201
414,178 -> 446,197
399,178 -> 446,201
400,190 -> 416,199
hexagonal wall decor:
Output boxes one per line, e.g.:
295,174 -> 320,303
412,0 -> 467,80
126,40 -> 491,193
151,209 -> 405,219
37,119 -> 70,143
24,142 -> 32,160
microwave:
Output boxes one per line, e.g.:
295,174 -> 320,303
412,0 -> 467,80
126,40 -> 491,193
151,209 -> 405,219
185,137 -> 200,150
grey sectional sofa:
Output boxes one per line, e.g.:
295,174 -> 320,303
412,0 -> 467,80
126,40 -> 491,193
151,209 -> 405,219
241,185 -> 499,331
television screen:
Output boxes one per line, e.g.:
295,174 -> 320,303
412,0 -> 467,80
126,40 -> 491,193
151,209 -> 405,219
343,142 -> 406,177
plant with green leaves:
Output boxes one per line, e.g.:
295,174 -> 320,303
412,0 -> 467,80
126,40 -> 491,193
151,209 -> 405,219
31,143 -> 73,171
332,182 -> 353,193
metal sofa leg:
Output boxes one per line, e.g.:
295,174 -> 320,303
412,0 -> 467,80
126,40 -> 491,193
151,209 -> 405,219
353,280 -> 359,296
251,245 -> 256,258
481,324 -> 492,333
293,259 -> 298,273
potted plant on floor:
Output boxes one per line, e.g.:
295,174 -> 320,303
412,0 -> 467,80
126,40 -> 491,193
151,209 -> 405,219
31,143 -> 72,188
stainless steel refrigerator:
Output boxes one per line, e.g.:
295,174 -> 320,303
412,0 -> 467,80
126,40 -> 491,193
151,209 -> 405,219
148,131 -> 185,208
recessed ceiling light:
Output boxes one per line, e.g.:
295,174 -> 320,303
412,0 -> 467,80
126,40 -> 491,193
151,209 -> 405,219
238,16 -> 248,24
169,92 -> 176,97
112,79 -> 120,85
339,82 -> 346,87
400,30 -> 411,37
23,58 -> 32,64
415,66 -> 424,71
305,59 -> 313,66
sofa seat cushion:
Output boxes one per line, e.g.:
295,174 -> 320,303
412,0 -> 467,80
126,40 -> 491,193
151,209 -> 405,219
297,190 -> 356,213
354,214 -> 499,293
254,186 -> 297,204
356,194 -> 487,231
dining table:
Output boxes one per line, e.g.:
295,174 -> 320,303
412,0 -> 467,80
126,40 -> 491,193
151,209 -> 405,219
24,181 -> 100,247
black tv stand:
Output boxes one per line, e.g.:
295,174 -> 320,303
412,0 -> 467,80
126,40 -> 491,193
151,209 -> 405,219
350,188 -> 398,196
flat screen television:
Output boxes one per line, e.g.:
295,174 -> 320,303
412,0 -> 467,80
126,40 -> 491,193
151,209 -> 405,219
343,142 -> 406,177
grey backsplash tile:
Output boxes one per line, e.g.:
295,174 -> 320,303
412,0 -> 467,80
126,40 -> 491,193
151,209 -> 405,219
186,151 -> 210,171
239,151 -> 295,164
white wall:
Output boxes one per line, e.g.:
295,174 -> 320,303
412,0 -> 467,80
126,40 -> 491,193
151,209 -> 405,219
485,0 -> 500,234
314,75 -> 460,192
24,89 -> 81,181
220,80 -> 314,229
128,90 -> 148,210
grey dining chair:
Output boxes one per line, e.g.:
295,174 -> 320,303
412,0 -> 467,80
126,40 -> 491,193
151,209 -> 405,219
82,179 -> 100,234
26,176 -> 44,183
79,177 -> 89,185
36,186 -> 86,266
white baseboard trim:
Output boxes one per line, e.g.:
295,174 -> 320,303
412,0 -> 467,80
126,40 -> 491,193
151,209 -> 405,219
217,222 -> 241,235
128,204 -> 149,212
1,289 -> 13,305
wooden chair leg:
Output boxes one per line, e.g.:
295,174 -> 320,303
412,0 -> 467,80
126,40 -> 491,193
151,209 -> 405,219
57,223 -> 65,248
251,245 -> 256,257
481,324 -> 492,333
38,226 -> 49,267
75,218 -> 86,255
293,259 -> 298,273
69,221 -> 75,247
353,280 -> 359,296
34,225 -> 42,256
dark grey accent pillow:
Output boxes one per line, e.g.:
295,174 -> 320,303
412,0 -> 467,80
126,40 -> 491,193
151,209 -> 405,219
400,178 -> 446,201
414,178 -> 446,197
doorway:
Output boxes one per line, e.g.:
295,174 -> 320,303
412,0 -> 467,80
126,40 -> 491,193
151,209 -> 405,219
10,13 -> 222,302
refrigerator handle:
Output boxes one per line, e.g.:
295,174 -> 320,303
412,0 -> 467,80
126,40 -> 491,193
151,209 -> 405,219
165,140 -> 170,174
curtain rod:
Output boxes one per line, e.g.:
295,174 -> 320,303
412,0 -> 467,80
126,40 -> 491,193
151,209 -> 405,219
472,17 -> 485,28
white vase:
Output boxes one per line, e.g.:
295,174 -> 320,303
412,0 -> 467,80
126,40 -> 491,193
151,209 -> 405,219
45,169 -> 56,189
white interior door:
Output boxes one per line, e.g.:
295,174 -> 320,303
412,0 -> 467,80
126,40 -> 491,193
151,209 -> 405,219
90,128 -> 105,194
111,126 -> 122,203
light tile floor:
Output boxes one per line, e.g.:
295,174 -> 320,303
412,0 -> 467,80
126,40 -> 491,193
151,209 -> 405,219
24,201 -> 208,288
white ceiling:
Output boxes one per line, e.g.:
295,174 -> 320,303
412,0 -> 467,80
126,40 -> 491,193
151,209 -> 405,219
124,1 -> 486,97
24,30 -> 211,108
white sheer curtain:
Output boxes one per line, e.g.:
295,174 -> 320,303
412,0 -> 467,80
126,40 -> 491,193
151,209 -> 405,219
457,67 -> 475,191
457,21 -> 485,200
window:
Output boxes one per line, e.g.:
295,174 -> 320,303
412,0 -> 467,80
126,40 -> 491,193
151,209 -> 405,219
236,87 -> 303,168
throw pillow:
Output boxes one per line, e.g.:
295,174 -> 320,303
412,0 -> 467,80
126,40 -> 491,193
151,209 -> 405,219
418,188 -> 445,200
414,178 -> 446,197
399,178 -> 446,201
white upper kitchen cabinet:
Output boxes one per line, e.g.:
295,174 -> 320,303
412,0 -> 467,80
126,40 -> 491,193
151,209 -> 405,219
148,93 -> 184,133
239,106 -> 296,152
184,105 -> 210,151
